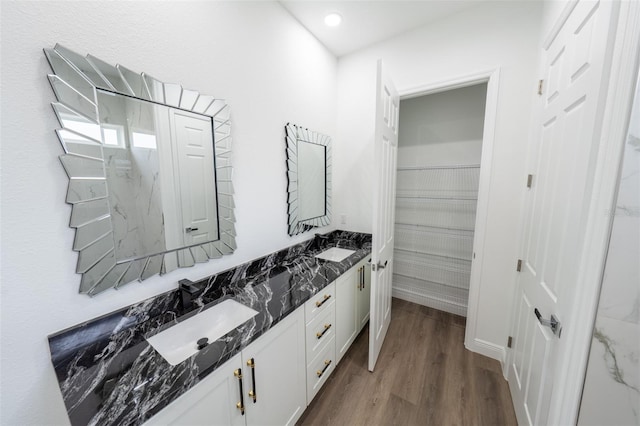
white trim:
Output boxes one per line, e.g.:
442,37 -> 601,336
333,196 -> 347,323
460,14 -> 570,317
398,69 -> 498,100
465,338 -> 507,369
549,2 -> 640,424
397,68 -> 502,364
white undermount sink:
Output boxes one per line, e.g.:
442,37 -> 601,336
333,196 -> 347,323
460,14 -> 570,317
314,247 -> 356,262
146,299 -> 259,366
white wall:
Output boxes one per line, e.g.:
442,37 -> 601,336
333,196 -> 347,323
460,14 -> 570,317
398,84 -> 487,166
334,1 -> 543,359
0,2 -> 337,424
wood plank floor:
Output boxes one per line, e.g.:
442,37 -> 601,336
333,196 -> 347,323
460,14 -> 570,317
298,298 -> 517,426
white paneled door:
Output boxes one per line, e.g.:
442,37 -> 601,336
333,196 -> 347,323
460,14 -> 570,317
508,1 -> 617,424
369,60 -> 399,372
172,110 -> 218,247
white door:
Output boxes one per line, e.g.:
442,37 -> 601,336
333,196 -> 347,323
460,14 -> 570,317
369,60 -> 399,372
172,110 -> 219,247
508,1 -> 617,424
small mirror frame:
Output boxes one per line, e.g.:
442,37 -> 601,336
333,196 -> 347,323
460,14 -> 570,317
285,123 -> 332,236
44,44 -> 237,296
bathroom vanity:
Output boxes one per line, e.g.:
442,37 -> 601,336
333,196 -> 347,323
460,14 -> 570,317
43,45 -> 365,426
48,231 -> 371,426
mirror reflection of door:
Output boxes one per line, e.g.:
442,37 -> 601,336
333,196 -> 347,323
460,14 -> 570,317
298,141 -> 326,221
170,109 -> 219,248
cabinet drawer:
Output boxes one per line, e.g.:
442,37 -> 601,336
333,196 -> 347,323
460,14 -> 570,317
306,336 -> 336,402
305,301 -> 335,361
305,282 -> 336,322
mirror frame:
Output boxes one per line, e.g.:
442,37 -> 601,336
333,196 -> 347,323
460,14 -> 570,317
285,123 -> 332,235
44,44 -> 237,296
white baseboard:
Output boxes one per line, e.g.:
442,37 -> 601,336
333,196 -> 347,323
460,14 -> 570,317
465,337 -> 506,367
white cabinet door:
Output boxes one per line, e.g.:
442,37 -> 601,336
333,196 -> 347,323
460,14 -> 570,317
143,353 -> 244,426
145,307 -> 306,426
335,267 -> 358,364
357,257 -> 371,332
243,307 -> 306,426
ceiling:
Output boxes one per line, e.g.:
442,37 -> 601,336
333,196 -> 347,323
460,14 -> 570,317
279,1 -> 482,57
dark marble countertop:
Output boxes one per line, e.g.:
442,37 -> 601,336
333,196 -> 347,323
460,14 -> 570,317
48,230 -> 372,426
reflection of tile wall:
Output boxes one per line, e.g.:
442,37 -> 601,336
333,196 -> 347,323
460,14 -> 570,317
578,75 -> 640,425
104,146 -> 165,261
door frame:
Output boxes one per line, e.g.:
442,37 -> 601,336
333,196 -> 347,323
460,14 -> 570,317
398,68 -> 501,361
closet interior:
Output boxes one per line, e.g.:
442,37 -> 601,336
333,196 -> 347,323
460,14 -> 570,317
393,83 -> 487,317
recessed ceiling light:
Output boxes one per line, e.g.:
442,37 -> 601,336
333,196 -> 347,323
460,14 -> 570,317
324,12 -> 342,27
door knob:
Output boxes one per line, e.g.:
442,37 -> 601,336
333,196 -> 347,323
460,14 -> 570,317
185,227 -> 199,233
372,260 -> 388,271
534,308 -> 562,337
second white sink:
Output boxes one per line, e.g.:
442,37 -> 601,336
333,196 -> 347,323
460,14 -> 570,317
315,247 -> 356,262
147,299 -> 259,365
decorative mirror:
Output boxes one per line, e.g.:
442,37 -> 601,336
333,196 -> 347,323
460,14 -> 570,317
44,44 -> 236,296
285,123 -> 332,235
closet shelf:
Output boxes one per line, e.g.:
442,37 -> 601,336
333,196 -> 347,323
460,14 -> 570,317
394,250 -> 471,288
392,269 -> 471,291
394,247 -> 471,263
396,199 -> 477,229
396,164 -> 480,171
393,162 -> 480,315
395,222 -> 475,232
396,195 -> 478,201
392,274 -> 469,316
392,274 -> 469,301
394,250 -> 471,273
395,223 -> 474,237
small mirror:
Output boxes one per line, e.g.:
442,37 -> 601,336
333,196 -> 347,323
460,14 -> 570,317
44,44 -> 237,295
285,123 -> 332,235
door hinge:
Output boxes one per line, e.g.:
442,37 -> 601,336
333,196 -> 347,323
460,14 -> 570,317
507,336 -> 513,348
516,259 -> 522,272
538,79 -> 544,95
526,174 -> 533,188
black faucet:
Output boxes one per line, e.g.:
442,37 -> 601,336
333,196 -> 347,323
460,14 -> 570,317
311,233 -> 330,251
179,278 -> 201,311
